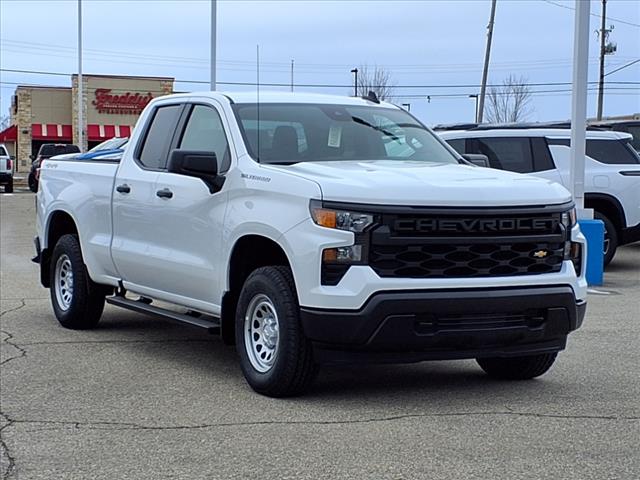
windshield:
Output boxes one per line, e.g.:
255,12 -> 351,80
88,137 -> 128,152
232,103 -> 460,165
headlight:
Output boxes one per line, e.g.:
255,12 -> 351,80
561,207 -> 577,231
309,200 -> 374,233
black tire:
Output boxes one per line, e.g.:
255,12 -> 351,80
5,181 -> 13,193
235,266 -> 317,397
594,212 -> 618,267
477,353 -> 557,380
49,234 -> 105,329
28,173 -> 38,193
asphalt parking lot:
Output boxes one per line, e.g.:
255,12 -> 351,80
1,190 -> 638,480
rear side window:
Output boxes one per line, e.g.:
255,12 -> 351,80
547,138 -> 640,164
0,146 -> 8,157
179,105 -> 231,172
468,137 -> 534,173
445,138 -> 465,154
138,104 -> 182,169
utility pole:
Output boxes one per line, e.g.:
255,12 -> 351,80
210,0 -> 217,91
77,0 -> 83,151
290,60 -> 294,92
477,0 -> 497,123
351,68 -> 358,96
596,0 -> 616,120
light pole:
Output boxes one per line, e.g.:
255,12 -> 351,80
77,0 -> 84,151
210,0 -> 217,91
350,68 -> 358,96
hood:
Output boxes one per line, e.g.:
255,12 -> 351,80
265,160 -> 572,207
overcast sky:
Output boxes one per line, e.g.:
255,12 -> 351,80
1,0 -> 639,126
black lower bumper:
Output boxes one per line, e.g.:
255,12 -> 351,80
300,286 -> 586,365
621,223 -> 640,245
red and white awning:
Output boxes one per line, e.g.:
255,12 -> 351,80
0,125 -> 17,142
31,124 -> 72,141
87,124 -> 132,141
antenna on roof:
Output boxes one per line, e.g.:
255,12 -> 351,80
362,90 -> 380,104
256,44 -> 261,162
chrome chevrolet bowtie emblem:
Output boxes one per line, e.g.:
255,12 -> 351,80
533,250 -> 548,258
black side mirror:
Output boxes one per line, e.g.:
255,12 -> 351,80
10,155 -> 15,161
29,154 -> 35,161
167,149 -> 224,193
462,154 -> 490,168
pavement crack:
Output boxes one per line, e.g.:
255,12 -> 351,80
0,300 -> 28,367
0,412 -> 16,480
4,410 -> 638,434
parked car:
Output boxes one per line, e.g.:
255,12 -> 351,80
590,119 -> 640,152
0,143 -> 14,193
29,143 -> 80,192
34,92 -> 587,397
436,124 -> 640,265
77,137 -> 128,161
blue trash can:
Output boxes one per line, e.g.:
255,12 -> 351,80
577,219 -> 605,286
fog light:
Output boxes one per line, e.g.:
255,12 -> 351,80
322,245 -> 363,263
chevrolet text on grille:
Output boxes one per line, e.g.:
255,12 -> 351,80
393,218 -> 558,233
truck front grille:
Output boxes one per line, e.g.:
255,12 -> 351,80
364,205 -> 570,279
369,241 -> 565,278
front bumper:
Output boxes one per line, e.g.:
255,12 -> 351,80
300,286 -> 586,365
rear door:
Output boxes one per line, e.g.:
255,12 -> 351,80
111,102 -> 184,290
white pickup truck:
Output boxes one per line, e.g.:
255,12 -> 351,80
35,92 -> 587,396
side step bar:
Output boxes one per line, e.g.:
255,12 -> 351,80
106,296 -> 220,334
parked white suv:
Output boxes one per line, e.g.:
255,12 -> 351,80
436,125 -> 640,265
0,143 -> 14,193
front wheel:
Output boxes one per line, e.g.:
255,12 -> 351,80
235,266 -> 317,397
477,353 -> 558,380
50,234 -> 106,329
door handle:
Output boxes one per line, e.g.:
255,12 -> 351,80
116,184 -> 131,194
156,188 -> 173,199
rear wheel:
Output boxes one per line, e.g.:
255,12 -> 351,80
4,181 -> 13,193
477,353 -> 557,380
594,212 -> 618,267
235,266 -> 317,397
50,234 -> 106,329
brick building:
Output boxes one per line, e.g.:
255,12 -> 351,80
0,74 -> 174,172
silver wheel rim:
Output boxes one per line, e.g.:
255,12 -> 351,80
603,234 -> 610,255
244,294 -> 280,373
54,254 -> 74,311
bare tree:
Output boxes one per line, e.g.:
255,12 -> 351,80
0,115 -> 10,131
354,64 -> 396,101
485,74 -> 533,123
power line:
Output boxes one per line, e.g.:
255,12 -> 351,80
541,0 -> 640,28
2,68 -> 639,90
604,58 -> 640,77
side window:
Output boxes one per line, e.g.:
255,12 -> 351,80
179,105 -> 231,172
531,138 -> 556,171
0,146 -> 8,157
445,138 -> 465,154
586,139 -> 640,165
138,104 -> 182,170
469,137 -> 534,173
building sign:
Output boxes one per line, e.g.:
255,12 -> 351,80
92,88 -> 154,115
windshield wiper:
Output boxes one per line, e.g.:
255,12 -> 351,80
351,116 -> 401,142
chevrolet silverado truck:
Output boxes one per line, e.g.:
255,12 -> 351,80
34,92 -> 587,397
